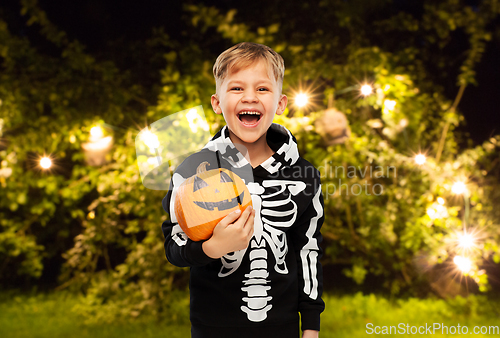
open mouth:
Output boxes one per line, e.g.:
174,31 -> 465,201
193,191 -> 244,211
237,111 -> 262,125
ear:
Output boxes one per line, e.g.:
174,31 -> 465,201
276,94 -> 288,116
211,94 -> 222,115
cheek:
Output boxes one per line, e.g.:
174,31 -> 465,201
222,98 -> 237,111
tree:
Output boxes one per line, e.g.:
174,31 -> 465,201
0,0 -> 499,323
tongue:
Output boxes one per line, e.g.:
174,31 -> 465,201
240,114 -> 259,124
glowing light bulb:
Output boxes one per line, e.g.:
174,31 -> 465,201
426,207 -> 436,219
454,255 -> 472,274
451,181 -> 467,195
415,154 -> 426,165
295,93 -> 309,108
142,130 -> 160,150
384,99 -> 397,111
360,84 -> 373,96
82,125 -> 113,166
88,211 -> 95,219
90,126 -> 104,141
437,197 -> 445,205
40,157 -> 52,169
426,202 -> 448,219
458,232 -> 475,250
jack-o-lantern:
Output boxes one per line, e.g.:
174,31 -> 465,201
174,161 -> 252,241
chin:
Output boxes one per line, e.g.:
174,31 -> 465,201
236,134 -> 262,145
231,128 -> 265,145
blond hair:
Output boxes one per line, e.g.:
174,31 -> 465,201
213,42 -> 285,94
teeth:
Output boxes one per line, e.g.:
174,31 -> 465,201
239,111 -> 261,115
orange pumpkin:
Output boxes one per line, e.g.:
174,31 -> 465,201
174,161 -> 252,241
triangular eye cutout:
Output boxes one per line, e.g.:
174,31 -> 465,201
193,176 -> 209,192
220,171 -> 234,183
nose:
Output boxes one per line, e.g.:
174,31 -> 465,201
241,90 -> 259,103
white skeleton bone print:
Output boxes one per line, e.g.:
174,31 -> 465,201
217,179 -> 319,322
165,124 -> 323,325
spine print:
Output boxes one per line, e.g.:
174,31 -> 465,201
240,237 -> 273,322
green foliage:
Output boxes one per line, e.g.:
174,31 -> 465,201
1,291 -> 499,338
1,0 -> 500,324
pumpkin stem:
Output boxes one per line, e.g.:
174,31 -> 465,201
196,161 -> 210,175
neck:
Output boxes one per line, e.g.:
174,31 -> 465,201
227,130 -> 274,168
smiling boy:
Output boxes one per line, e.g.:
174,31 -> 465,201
210,47 -> 287,169
161,42 -> 325,338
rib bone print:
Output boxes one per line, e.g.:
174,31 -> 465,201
236,180 -> 306,322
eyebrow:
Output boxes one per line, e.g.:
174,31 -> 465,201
227,80 -> 273,86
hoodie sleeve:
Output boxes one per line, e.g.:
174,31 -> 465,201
290,170 -> 325,331
161,176 -> 217,267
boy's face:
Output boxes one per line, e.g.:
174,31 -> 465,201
211,60 -> 287,146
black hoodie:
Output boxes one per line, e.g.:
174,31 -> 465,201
161,123 -> 325,336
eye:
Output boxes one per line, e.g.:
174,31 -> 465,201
231,87 -> 242,91
257,88 -> 269,91
219,171 -> 234,183
193,176 -> 209,192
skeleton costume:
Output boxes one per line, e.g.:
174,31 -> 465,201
161,123 -> 325,337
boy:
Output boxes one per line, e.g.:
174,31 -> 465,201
161,42 -> 325,338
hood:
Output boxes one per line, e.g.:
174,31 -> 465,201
203,123 -> 300,176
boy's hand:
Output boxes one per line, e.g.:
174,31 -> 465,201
202,206 -> 255,259
303,330 -> 319,338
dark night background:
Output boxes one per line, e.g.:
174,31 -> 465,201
2,0 -> 499,145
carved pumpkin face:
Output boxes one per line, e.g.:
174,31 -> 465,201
174,161 -> 252,241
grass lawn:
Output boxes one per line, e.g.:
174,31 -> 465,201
0,291 -> 189,338
1,291 -> 499,337
321,293 -> 500,337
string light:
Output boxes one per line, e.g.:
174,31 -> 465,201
452,181 -> 467,195
82,136 -> 113,151
458,231 -> 476,250
295,93 -> 309,108
384,99 -> 397,111
90,126 -> 104,141
453,255 -> 472,274
426,202 -> 448,219
82,124 -> 113,166
426,207 -> 436,219
437,197 -> 445,205
414,154 -> 426,165
141,130 -> 160,152
40,157 -> 52,169
360,84 -> 373,96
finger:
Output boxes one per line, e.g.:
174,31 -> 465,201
243,209 -> 255,233
243,209 -> 255,228
244,210 -> 255,240
218,209 -> 242,227
234,205 -> 252,227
